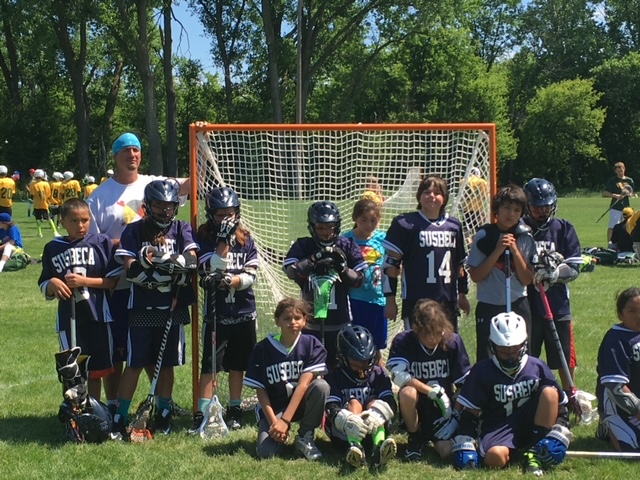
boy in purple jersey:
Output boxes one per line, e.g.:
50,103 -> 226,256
325,325 -> 397,468
192,187 -> 259,432
386,299 -> 471,461
453,312 -> 571,475
284,201 -> 366,368
112,180 -> 198,438
383,176 -> 470,332
39,198 -> 119,400
244,297 -> 329,460
596,287 -> 640,451
468,185 -> 535,361
523,178 -> 582,392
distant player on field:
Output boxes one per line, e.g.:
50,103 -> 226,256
603,162 -> 634,244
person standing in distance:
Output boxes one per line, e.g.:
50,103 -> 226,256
603,162 -> 634,244
86,132 -> 190,415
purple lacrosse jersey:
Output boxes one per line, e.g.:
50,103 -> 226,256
116,220 -> 198,309
38,233 -> 118,331
283,236 -> 367,329
524,217 -> 582,319
386,330 -> 471,396
596,325 -> 640,411
244,333 -> 328,415
384,212 -> 466,305
457,356 -> 565,434
325,365 -> 395,407
198,235 -> 259,317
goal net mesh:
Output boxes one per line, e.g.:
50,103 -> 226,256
189,123 -> 496,408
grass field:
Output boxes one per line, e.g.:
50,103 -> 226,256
1,197 -> 639,479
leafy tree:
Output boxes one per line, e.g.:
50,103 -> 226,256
517,78 -> 605,189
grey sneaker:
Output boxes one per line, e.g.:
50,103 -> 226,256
295,430 -> 323,461
374,437 -> 397,467
346,442 -> 366,468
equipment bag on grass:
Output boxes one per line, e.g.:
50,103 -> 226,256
3,251 -> 30,271
583,247 -> 618,266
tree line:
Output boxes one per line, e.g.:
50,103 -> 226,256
1,0 -> 639,191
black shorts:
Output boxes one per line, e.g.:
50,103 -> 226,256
128,323 -> 185,368
530,314 -> 572,370
49,205 -> 60,216
58,320 -> 114,378
0,206 -> 12,216
201,317 -> 257,373
34,208 -> 49,220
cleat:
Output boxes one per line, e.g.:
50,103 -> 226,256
346,442 -> 366,468
295,430 -> 323,461
110,413 -> 128,441
374,437 -> 397,467
225,405 -> 243,430
171,400 -> 190,418
153,408 -> 172,435
188,411 -> 205,434
404,432 -> 422,461
524,449 -> 544,477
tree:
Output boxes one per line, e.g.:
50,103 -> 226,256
517,78 -> 605,189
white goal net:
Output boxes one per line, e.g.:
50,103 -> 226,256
189,123 -> 496,406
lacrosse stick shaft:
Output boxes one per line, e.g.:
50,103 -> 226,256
149,286 -> 181,398
205,274 -> 219,396
505,249 -> 511,312
567,451 -> 640,459
596,187 -> 632,223
70,291 -> 77,349
538,285 -> 575,390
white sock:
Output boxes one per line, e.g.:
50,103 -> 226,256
0,260 -> 6,272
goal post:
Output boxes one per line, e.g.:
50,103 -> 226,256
189,123 -> 497,409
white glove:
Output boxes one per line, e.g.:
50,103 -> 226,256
207,252 -> 230,273
433,409 -> 460,440
361,399 -> 394,433
334,409 -> 368,441
390,365 -> 412,388
427,384 -> 452,418
137,245 -> 157,269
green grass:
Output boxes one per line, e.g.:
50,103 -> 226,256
1,197 -> 640,479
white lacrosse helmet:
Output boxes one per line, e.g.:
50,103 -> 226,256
53,171 -> 63,181
34,169 -> 46,179
489,312 -> 528,375
87,176 -> 95,183
0,165 -> 7,175
63,171 -> 74,181
106,169 -> 114,175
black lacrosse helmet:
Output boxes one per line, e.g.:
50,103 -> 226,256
205,187 -> 241,224
143,179 -> 180,228
59,396 -> 112,444
307,201 -> 341,246
336,325 -> 376,383
523,177 -> 557,230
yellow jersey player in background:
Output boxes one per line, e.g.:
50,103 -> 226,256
0,165 -> 17,216
28,169 -> 59,237
61,171 -> 82,203
49,171 -> 64,226
84,176 -> 98,198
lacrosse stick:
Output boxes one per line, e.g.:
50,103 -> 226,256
70,291 -> 77,348
198,273 -> 229,439
505,249 -> 511,312
567,451 -> 640,460
128,287 -> 181,443
596,185 -> 633,223
310,271 -> 340,345
538,285 -> 597,424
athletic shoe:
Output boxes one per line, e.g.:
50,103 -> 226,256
226,405 -> 243,430
153,408 -> 172,435
295,430 -> 323,461
345,442 -> 366,468
171,400 -> 190,418
373,437 -> 397,467
107,403 -> 117,421
188,411 -> 205,434
404,432 -> 422,461
110,413 -> 128,441
523,449 -> 544,477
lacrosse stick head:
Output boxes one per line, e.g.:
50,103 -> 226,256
308,201 -> 341,246
128,400 -> 154,443
572,390 -> 598,425
199,395 -> 229,439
